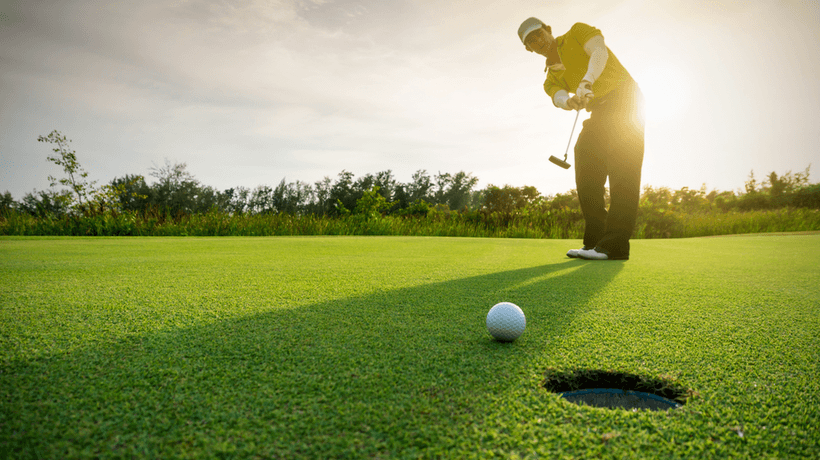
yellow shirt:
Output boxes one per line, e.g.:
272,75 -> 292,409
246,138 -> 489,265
543,23 -> 634,103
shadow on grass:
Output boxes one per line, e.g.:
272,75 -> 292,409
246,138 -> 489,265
2,259 -> 624,458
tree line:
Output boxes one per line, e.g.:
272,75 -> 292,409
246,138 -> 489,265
1,131 -> 819,222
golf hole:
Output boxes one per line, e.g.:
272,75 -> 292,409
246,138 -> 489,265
543,368 -> 695,411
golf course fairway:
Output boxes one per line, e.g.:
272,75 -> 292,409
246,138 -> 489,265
2,235 -> 818,458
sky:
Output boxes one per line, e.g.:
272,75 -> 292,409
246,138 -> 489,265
1,0 -> 819,201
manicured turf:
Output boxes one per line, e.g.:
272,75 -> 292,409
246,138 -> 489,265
1,235 -> 818,459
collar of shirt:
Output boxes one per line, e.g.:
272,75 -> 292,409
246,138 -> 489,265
545,62 -> 566,72
544,34 -> 567,72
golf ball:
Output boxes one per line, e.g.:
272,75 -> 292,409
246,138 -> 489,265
486,302 -> 526,342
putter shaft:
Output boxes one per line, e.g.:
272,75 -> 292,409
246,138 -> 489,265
550,110 -> 580,169
564,109 -> 580,160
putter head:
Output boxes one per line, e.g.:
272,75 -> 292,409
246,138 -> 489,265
549,155 -> 571,169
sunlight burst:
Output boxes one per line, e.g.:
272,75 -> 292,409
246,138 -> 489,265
634,63 -> 692,124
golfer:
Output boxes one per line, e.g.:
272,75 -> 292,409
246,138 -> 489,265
518,18 -> 645,260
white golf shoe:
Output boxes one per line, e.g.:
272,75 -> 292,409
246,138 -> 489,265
578,247 -> 630,260
578,247 -> 609,260
567,246 -> 595,258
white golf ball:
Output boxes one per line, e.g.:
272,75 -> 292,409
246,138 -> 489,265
486,302 -> 526,342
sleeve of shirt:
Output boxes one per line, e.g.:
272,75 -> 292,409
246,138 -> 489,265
543,71 -> 564,99
582,36 -> 608,84
569,23 -> 603,47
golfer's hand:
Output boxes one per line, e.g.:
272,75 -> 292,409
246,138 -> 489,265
567,96 -> 585,111
576,80 -> 594,104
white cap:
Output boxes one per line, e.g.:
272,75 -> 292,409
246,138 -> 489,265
518,17 -> 547,44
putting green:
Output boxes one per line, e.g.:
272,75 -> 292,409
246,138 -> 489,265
1,235 -> 818,458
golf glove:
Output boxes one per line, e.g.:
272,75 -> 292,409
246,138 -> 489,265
553,90 -> 572,110
566,96 -> 585,111
576,80 -> 594,103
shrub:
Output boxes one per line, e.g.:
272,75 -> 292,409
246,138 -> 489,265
792,184 -> 820,209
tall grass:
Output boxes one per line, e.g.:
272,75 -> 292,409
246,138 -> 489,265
634,208 -> 820,238
1,207 -> 818,238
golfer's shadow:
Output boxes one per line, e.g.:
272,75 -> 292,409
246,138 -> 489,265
475,258 -> 625,347
3,256 -> 625,456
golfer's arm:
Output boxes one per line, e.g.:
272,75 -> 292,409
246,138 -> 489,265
582,35 -> 608,84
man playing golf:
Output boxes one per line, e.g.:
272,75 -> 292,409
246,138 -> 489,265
518,18 -> 645,260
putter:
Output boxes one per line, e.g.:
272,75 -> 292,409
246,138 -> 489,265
549,109 -> 580,170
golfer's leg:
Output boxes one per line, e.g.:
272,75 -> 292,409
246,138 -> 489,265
574,119 -> 608,249
596,117 -> 644,257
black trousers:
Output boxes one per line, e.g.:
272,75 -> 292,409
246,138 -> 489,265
574,80 -> 645,258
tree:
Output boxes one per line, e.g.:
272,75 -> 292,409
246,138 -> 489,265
548,190 -> 580,210
312,177 -> 333,216
433,172 -> 452,206
329,170 -> 356,216
1,191 -> 15,215
354,186 -> 390,219
193,185 -> 221,213
764,166 -> 811,207
434,171 -> 479,210
248,185 -> 276,215
792,184 -> 820,209
270,179 -> 313,215
744,170 -> 758,194
373,170 -> 397,202
148,159 -> 205,215
736,167 -> 815,211
18,189 -> 72,218
640,186 -> 673,210
482,185 -> 541,216
220,187 -> 250,215
672,186 -> 708,214
392,170 -> 432,213
712,191 -> 736,213
108,175 -> 151,213
86,175 -> 149,215
408,170 -> 434,202
38,130 -> 96,209
448,171 -> 479,210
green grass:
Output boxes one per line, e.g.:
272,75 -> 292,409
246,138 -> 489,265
1,235 -> 818,459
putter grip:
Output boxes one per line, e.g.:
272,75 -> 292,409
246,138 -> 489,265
549,156 -> 571,169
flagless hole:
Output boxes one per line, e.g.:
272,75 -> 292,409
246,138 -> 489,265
543,368 -> 696,411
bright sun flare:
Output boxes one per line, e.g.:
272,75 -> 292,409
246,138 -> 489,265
634,63 -> 691,124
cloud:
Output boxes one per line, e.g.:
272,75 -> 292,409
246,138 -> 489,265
2,0 -> 818,201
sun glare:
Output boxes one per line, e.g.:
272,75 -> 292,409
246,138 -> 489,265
634,63 -> 691,125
